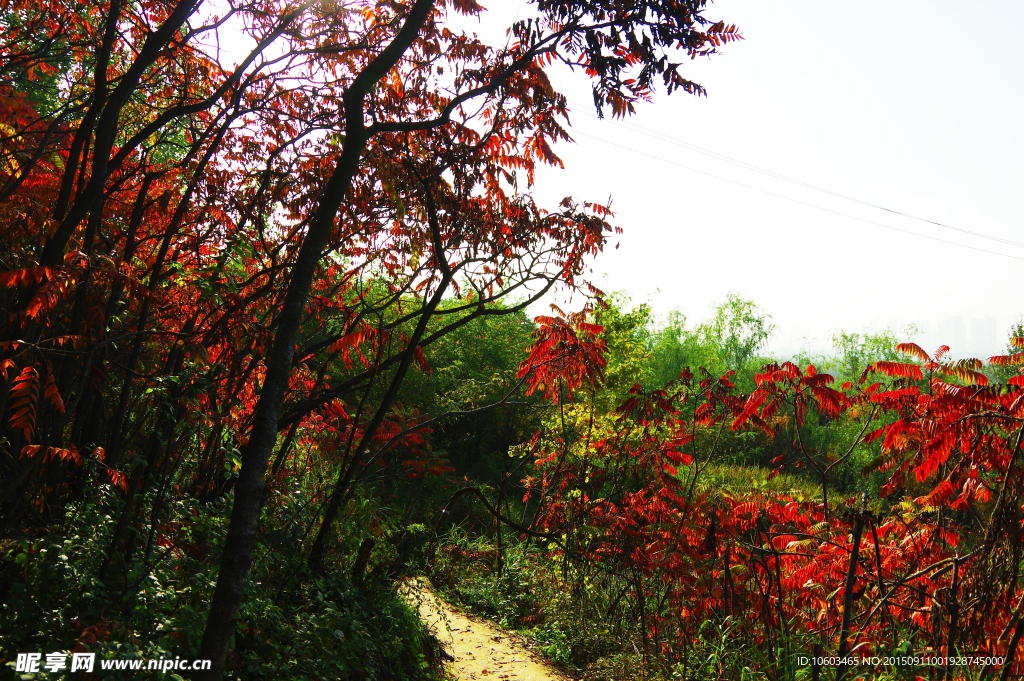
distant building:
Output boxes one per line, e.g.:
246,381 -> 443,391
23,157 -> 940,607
937,316 -> 967,356
970,316 -> 998,357
912,320 -> 933,355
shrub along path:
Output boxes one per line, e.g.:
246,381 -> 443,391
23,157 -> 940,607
404,579 -> 568,681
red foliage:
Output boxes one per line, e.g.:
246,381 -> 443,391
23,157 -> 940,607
517,309 -> 608,404
524,346 -> 1024,669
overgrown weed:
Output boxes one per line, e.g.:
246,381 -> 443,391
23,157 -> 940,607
1,489 -> 443,681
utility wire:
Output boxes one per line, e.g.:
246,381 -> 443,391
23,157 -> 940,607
567,99 -> 1024,250
568,128 -> 1024,263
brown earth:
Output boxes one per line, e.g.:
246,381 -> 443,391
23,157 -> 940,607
404,578 -> 569,681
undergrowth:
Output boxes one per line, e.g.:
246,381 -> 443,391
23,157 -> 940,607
0,487 -> 443,681
429,527 -> 979,681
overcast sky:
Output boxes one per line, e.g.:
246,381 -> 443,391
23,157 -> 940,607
465,0 -> 1024,358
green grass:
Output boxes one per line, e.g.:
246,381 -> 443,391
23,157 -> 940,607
695,464 -> 822,499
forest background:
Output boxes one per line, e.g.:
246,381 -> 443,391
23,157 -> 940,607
2,1 -> 1024,681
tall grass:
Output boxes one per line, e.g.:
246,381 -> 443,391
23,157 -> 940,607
694,464 -> 822,499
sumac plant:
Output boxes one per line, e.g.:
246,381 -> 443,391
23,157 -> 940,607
522,341 -> 1024,679
0,0 -> 744,677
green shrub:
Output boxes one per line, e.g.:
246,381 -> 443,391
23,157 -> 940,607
0,491 -> 441,681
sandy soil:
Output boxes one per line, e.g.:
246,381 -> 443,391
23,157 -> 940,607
404,579 -> 569,681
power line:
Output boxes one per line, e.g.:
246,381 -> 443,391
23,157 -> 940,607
568,128 -> 1024,263
567,99 -> 1024,250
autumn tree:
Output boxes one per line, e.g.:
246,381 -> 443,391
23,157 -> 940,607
0,0 -> 743,676
198,2 -> 744,672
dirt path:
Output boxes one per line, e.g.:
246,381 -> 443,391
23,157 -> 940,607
404,579 -> 569,681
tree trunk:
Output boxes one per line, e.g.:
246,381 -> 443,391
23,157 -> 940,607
195,3 -> 436,677
306,268 -> 450,572
836,493 -> 868,681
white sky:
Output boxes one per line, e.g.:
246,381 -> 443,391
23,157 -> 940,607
206,1 -> 1024,358
463,0 -> 1024,358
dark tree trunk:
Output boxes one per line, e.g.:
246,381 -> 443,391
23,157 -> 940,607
306,268 -> 450,572
194,3 -> 436,677
836,494 -> 868,681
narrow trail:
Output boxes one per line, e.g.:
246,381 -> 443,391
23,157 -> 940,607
404,579 -> 569,681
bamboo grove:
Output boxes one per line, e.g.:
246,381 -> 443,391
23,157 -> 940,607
3,0 -> 1024,679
